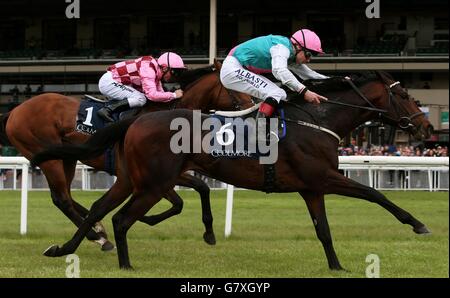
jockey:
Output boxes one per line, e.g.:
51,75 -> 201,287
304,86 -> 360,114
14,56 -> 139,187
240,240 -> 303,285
220,29 -> 329,143
97,52 -> 186,122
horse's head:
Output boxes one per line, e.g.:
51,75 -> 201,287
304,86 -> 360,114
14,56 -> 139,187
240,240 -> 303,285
177,65 -> 254,112
374,71 -> 433,141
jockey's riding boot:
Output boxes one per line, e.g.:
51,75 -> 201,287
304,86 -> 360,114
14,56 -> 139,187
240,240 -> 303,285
256,97 -> 280,144
97,99 -> 130,123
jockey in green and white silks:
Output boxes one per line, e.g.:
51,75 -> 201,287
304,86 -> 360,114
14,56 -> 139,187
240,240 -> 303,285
220,29 -> 329,143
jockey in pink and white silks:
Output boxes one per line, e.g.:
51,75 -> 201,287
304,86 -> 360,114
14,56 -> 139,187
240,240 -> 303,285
220,29 -> 328,142
97,52 -> 186,122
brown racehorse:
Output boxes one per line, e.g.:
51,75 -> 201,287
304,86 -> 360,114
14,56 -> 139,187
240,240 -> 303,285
0,61 -> 254,250
32,71 -> 433,269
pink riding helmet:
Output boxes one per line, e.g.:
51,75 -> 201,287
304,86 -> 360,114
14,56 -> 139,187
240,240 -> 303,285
290,29 -> 324,54
157,52 -> 187,69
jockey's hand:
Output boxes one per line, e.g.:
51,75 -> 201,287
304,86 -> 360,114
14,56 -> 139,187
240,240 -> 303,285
304,90 -> 328,105
174,89 -> 184,98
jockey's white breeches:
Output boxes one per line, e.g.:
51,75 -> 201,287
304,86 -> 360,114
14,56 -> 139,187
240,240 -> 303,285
98,71 -> 147,108
220,55 -> 287,103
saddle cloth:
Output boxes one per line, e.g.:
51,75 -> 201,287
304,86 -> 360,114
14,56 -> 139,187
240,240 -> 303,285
75,96 -> 120,175
207,109 -> 286,160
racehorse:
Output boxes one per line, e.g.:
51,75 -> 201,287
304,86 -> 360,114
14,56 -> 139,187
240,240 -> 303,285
0,61 -> 254,250
32,71 -> 433,270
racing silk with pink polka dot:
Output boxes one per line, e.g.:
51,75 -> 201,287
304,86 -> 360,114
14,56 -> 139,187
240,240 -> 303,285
107,56 -> 176,102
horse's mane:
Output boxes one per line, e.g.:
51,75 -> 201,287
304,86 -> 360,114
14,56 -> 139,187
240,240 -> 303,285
176,65 -> 216,90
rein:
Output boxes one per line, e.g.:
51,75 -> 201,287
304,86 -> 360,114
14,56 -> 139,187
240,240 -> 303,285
346,76 -> 424,129
280,76 -> 421,141
324,99 -> 387,113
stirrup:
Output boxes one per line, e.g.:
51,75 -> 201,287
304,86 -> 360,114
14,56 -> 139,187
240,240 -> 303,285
267,131 -> 279,144
256,117 -> 279,145
258,130 -> 279,145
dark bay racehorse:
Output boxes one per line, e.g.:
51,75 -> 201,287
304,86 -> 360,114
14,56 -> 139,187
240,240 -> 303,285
32,71 -> 433,270
0,61 -> 253,250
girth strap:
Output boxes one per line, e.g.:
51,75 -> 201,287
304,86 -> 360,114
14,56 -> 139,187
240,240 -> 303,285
263,164 -> 276,193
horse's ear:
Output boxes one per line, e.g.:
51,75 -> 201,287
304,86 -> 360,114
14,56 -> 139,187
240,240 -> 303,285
213,59 -> 222,71
375,70 -> 393,84
374,70 -> 383,80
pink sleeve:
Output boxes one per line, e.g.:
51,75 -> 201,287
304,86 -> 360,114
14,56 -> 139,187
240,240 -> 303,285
140,61 -> 175,102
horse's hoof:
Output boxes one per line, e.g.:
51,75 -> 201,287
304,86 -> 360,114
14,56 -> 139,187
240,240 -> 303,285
414,225 -> 431,235
329,263 -> 347,271
203,232 -> 216,245
43,245 -> 60,257
101,240 -> 115,252
330,266 -> 347,271
120,264 -> 134,271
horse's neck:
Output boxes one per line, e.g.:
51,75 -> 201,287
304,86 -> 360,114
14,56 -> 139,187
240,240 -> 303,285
142,101 -> 175,113
286,89 -> 380,140
324,103 -> 376,138
178,77 -> 216,111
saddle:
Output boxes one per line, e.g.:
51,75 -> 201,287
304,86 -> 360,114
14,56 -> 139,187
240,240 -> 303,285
207,104 -> 286,163
76,95 -> 139,135
213,102 -> 287,140
75,95 -> 139,175
211,103 -> 283,193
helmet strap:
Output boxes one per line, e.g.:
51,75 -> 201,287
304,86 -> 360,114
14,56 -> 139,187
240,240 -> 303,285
167,52 -> 171,69
301,29 -> 307,50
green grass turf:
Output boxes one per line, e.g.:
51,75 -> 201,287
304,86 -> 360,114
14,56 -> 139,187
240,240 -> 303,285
0,190 -> 447,277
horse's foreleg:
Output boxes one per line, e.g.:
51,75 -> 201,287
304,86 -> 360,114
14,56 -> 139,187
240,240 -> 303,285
44,180 -> 133,257
299,191 -> 344,270
176,174 -> 216,245
113,190 -> 163,269
325,170 -> 430,234
39,160 -> 115,250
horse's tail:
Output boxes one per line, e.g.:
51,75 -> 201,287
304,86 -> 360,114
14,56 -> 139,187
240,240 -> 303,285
0,112 -> 12,146
31,116 -> 137,167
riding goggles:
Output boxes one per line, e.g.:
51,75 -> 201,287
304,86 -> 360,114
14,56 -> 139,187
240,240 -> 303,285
302,47 -> 319,59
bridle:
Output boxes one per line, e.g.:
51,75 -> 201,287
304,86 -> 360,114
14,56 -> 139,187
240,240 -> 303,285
283,76 -> 425,141
380,81 -> 425,129
328,77 -> 424,130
